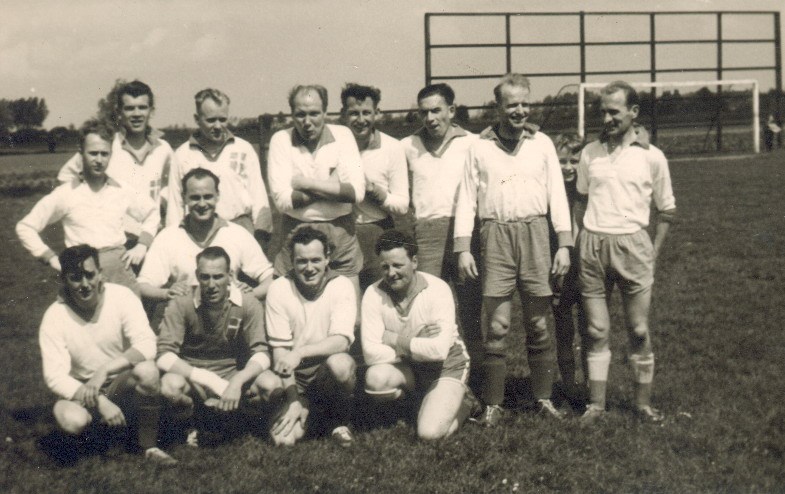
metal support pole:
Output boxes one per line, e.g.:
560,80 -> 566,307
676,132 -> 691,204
774,12 -> 783,125
650,13 -> 658,144
579,11 -> 586,83
505,14 -> 512,73
716,12 -> 724,152
424,14 -> 432,86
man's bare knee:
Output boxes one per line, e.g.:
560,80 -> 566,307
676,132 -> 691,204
326,353 -> 356,385
160,372 -> 187,401
132,361 -> 160,395
255,371 -> 283,400
417,420 -> 449,441
54,401 -> 92,435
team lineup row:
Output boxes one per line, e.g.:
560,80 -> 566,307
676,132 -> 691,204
15,74 -> 676,466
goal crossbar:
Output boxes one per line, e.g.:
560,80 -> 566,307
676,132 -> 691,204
578,79 -> 760,153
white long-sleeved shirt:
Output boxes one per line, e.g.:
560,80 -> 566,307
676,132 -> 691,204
401,125 -> 478,221
453,124 -> 573,251
576,134 -> 676,235
267,124 -> 365,222
138,219 -> 273,288
16,178 -> 157,262
265,275 -> 357,350
39,283 -> 157,400
361,272 -> 458,366
355,130 -> 409,223
57,130 -> 173,236
166,133 -> 272,232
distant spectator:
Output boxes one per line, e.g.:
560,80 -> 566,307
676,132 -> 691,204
764,112 -> 782,152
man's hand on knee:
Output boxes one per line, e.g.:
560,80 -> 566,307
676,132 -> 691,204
97,395 -> 126,427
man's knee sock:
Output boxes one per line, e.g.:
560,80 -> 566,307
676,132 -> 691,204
528,350 -> 555,401
480,354 -> 506,406
586,349 -> 611,408
629,353 -> 655,408
133,393 -> 161,450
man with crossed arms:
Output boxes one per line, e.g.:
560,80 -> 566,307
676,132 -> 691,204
455,73 -> 572,426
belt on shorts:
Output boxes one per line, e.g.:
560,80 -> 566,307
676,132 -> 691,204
482,214 -> 545,225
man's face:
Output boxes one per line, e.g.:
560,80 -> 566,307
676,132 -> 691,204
557,147 -> 580,183
379,247 -> 417,294
418,94 -> 455,140
80,133 -> 112,181
600,90 -> 638,138
292,90 -> 326,145
184,176 -> 219,223
343,96 -> 377,142
196,256 -> 230,306
63,257 -> 102,312
119,94 -> 152,136
292,240 -> 329,290
195,98 -> 230,146
497,84 -> 531,134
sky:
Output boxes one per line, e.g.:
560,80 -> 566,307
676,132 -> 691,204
3,0 -> 784,128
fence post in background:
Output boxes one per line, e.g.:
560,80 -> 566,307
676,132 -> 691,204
424,14 -> 432,86
716,12 -> 724,152
774,12 -> 783,124
650,13 -> 658,146
505,14 -> 512,74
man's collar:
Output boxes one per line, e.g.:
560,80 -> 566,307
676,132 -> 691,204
79,175 -> 121,188
365,128 -> 382,150
57,283 -> 106,322
291,125 -> 335,150
179,216 -> 229,247
285,269 -> 340,301
480,122 -> 539,152
379,272 -> 429,302
118,127 -> 163,164
188,130 -> 236,158
118,127 -> 163,146
599,124 -> 650,150
192,283 -> 243,309
414,124 -> 468,157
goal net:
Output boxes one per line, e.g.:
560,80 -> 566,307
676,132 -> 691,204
578,79 -> 760,155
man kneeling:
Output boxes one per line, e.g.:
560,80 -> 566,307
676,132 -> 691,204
362,230 -> 476,440
155,246 -> 270,444
39,245 -> 175,465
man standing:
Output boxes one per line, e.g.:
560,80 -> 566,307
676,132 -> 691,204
39,245 -> 175,466
267,84 -> 365,297
362,230 -> 476,440
17,121 -> 157,295
575,81 -> 676,423
455,74 -> 572,425
139,168 -> 273,303
166,88 -> 272,249
258,227 -> 357,446
400,83 -> 482,380
155,247 -> 271,442
340,83 -> 409,290
58,80 -> 174,240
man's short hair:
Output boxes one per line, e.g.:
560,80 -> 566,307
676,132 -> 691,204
289,227 -> 333,259
59,244 -> 100,277
340,83 -> 381,109
194,88 -> 231,113
375,230 -> 418,259
417,83 -> 455,105
79,119 -> 114,148
288,85 -> 329,112
182,167 -> 220,196
601,81 -> 640,108
117,80 -> 155,109
493,73 -> 531,104
196,246 -> 231,270
554,132 -> 586,155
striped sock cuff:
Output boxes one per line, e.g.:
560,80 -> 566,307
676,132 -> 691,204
586,349 -> 611,381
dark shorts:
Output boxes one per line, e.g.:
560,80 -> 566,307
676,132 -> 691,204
356,216 -> 395,289
274,214 -> 364,277
98,247 -> 140,297
578,229 -> 654,298
408,340 -> 470,392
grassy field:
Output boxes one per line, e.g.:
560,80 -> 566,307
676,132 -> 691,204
1,150 -> 784,492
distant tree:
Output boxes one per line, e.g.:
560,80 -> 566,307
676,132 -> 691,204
0,100 -> 13,136
9,97 -> 49,129
405,110 -> 417,124
95,79 -> 128,131
455,105 -> 470,125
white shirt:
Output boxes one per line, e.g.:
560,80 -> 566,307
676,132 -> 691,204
39,283 -> 157,400
57,130 -> 173,236
401,126 -> 478,220
267,124 -> 365,222
454,125 -> 573,250
577,136 -> 676,235
355,130 -> 409,223
166,134 -> 273,232
16,178 -> 158,261
265,275 -> 357,350
138,219 -> 273,288
361,272 -> 458,365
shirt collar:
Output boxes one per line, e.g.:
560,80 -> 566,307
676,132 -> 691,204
179,216 -> 229,247
291,125 -> 335,150
414,124 -> 468,157
118,127 -> 164,153
480,122 -> 539,153
285,269 -> 340,301
599,124 -> 650,150
379,271 -> 429,303
192,283 -> 243,309
364,128 -> 382,151
188,129 -> 236,159
78,175 -> 122,188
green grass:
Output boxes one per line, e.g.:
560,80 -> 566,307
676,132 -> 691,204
1,151 -> 785,492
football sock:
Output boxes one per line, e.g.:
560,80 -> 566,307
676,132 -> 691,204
480,355 -> 506,406
630,353 -> 655,408
586,349 -> 611,408
134,393 -> 161,450
528,352 -> 554,401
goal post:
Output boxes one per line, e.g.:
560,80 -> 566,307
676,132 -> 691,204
578,79 -> 760,155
